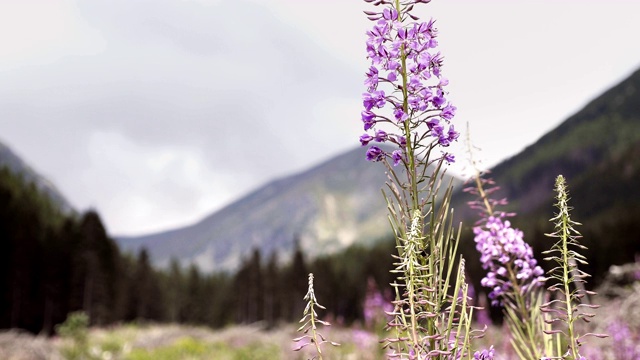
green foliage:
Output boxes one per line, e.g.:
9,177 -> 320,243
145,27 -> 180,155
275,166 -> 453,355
502,290 -> 550,360
377,150 -> 479,359
126,337 -> 212,360
208,341 -> 281,360
56,311 -> 91,360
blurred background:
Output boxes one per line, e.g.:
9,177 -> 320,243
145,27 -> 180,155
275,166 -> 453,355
1,0 -> 640,358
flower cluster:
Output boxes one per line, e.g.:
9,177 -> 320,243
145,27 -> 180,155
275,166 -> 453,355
473,345 -> 495,360
360,1 -> 458,165
474,215 -> 545,305
607,320 -> 640,359
363,277 -> 393,328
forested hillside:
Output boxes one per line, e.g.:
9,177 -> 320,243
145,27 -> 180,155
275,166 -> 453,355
453,67 -> 640,292
0,165 -> 400,334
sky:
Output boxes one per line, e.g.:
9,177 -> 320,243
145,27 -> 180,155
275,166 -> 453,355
1,0 -> 639,237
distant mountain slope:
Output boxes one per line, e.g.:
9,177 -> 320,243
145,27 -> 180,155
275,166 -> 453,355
0,140 -> 74,213
456,66 -> 640,219
117,145 -> 463,272
120,66 -> 640,275
452,66 -> 640,283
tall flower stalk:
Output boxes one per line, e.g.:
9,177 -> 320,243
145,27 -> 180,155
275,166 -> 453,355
361,0 -> 480,358
541,175 -> 606,359
464,138 -> 548,360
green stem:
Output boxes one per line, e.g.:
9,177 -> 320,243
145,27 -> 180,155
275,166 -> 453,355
395,0 -> 418,213
505,264 -> 541,360
561,211 -> 579,359
394,0 -> 421,353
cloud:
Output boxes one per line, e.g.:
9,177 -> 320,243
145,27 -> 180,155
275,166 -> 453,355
2,0 -> 640,235
0,0 -> 364,235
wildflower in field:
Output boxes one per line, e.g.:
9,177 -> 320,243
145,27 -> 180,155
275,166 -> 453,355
576,319 -> 637,360
362,277 -> 393,329
360,1 -> 480,359
464,161 -> 545,308
473,215 -> 544,306
464,145 -> 548,358
360,0 -> 459,165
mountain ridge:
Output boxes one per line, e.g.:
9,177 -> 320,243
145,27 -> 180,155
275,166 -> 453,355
118,66 -> 640,274
117,143 -> 463,272
0,139 -> 74,214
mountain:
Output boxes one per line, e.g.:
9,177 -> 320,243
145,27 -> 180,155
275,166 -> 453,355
452,66 -> 640,284
119,66 -> 640,276
456,66 -> 640,220
0,140 -> 74,214
117,145 -> 463,272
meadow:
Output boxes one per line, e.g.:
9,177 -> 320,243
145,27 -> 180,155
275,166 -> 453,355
1,258 -> 637,360
2,0 -> 640,359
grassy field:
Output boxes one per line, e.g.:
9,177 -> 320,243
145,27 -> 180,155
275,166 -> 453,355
0,322 -> 386,360
1,262 -> 638,360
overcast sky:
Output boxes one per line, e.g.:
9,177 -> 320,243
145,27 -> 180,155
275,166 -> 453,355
1,0 -> 639,236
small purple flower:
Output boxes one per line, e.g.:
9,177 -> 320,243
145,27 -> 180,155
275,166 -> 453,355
387,71 -> 397,82
438,134 -> 451,147
363,90 -> 386,111
374,129 -> 388,142
382,7 -> 398,21
360,134 -> 374,146
434,125 -> 460,147
446,124 -> 460,144
393,107 -> 408,123
386,60 -> 400,71
366,146 -> 385,162
361,110 -> 376,130
432,95 -> 445,107
392,150 -> 404,166
442,152 -> 455,164
365,66 -> 379,91
427,118 -> 442,132
441,104 -> 456,120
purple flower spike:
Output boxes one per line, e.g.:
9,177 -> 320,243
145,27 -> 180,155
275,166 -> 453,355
360,0 -> 457,164
474,215 -> 545,305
